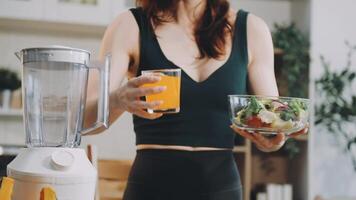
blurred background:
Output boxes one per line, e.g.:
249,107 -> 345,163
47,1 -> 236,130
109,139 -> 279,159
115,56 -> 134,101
0,0 -> 355,200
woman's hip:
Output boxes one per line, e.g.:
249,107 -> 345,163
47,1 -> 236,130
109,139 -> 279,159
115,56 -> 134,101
124,149 -> 242,200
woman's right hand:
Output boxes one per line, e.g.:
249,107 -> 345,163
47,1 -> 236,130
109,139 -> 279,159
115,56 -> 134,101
114,75 -> 166,119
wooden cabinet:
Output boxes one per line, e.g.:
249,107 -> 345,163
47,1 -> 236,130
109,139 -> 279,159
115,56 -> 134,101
234,138 -> 308,200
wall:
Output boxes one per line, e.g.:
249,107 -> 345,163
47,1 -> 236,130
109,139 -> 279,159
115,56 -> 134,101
232,0 -> 292,29
291,0 -> 311,35
309,0 -> 356,199
0,0 -> 296,160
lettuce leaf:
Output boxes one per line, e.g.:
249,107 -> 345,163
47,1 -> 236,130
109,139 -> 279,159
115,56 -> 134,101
280,99 -> 306,121
280,109 -> 296,121
289,99 -> 306,115
244,96 -> 263,117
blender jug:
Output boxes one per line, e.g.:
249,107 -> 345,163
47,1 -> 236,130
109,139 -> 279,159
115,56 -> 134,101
15,46 -> 110,147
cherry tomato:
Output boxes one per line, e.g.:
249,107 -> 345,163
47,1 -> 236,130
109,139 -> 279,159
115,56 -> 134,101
246,116 -> 264,127
246,116 -> 272,128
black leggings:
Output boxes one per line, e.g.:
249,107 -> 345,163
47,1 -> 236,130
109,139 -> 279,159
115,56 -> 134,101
123,149 -> 242,200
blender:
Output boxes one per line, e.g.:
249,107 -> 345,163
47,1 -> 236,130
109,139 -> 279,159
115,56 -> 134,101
7,46 -> 110,200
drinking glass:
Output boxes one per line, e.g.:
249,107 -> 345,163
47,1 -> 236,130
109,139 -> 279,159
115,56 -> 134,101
142,69 -> 181,114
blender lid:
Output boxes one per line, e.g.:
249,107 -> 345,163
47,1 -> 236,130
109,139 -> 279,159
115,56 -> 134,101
18,45 -> 90,65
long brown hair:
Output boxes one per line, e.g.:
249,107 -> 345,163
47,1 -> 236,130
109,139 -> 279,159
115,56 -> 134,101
136,0 -> 232,59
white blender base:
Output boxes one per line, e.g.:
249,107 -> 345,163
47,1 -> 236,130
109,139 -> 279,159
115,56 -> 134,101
7,147 -> 97,200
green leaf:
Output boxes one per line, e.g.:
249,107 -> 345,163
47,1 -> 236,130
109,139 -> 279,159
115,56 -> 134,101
244,96 -> 263,117
280,110 -> 296,121
341,69 -> 348,76
315,118 -> 323,125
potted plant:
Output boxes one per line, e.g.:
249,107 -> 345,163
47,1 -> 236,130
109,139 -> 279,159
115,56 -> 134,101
273,23 -> 310,98
315,42 -> 356,170
0,68 -> 21,110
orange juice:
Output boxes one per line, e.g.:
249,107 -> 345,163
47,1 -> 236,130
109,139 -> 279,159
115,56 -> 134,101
142,69 -> 181,113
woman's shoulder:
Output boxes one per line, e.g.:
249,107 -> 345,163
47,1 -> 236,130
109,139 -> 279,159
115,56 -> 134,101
228,9 -> 269,30
246,12 -> 272,49
231,8 -> 272,64
246,12 -> 273,66
231,9 -> 269,29
100,10 -> 140,58
110,10 -> 140,31
247,13 -> 270,34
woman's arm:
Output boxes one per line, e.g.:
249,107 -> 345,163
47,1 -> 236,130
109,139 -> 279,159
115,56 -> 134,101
83,11 -> 138,134
83,11 -> 164,135
232,14 -> 307,152
247,14 -> 278,96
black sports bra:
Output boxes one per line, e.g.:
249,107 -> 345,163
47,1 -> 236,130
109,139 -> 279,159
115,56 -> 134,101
130,8 -> 249,148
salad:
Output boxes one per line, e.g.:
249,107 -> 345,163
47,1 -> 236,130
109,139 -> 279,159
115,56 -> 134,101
234,96 -> 308,131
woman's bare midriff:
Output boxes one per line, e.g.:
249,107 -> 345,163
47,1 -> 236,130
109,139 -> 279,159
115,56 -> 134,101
136,144 -> 230,151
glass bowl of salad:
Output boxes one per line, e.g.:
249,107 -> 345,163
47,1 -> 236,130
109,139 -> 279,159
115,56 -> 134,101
228,95 -> 309,135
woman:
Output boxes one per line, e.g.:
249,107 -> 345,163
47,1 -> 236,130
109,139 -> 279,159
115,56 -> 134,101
86,0 -> 307,199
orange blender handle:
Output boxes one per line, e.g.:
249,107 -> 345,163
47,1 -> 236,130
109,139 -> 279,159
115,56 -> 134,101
0,177 -> 14,200
40,187 -> 57,200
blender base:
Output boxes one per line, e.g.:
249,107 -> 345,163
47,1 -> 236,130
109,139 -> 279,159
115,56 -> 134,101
7,147 -> 97,200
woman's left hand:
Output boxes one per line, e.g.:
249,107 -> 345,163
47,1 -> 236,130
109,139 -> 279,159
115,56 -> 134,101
230,125 -> 309,152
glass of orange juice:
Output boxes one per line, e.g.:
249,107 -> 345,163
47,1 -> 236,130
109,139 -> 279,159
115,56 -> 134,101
142,69 -> 181,114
